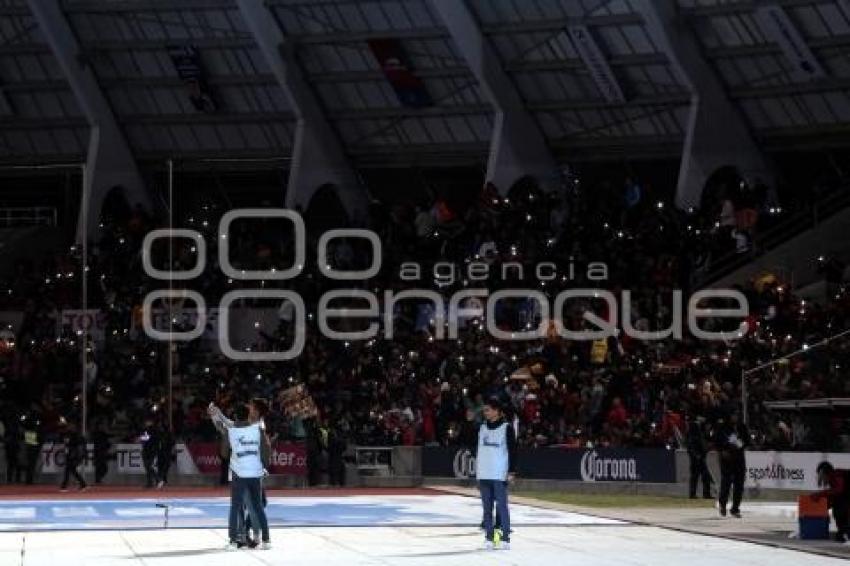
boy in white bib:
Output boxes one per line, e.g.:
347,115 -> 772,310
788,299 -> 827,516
477,398 -> 516,550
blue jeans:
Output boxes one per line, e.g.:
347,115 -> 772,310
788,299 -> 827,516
479,479 -> 511,542
229,475 -> 269,543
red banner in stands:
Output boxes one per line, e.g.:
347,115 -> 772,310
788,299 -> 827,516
186,442 -> 307,476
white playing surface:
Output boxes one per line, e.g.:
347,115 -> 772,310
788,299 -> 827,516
0,495 -> 840,565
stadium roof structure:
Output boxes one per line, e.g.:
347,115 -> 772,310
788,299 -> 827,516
0,0 -> 848,225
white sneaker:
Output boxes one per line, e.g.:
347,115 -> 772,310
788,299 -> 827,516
224,542 -> 238,551
260,541 -> 271,550
156,480 -> 165,489
499,542 -> 511,550
482,540 -> 494,550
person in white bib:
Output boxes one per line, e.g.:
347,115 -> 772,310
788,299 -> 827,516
476,398 -> 517,550
225,403 -> 272,550
209,398 -> 270,547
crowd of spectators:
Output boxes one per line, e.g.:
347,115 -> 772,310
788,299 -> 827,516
0,172 -> 848,473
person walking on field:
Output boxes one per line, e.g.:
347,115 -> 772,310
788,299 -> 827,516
92,422 -> 111,485
139,420 -> 161,488
156,426 -> 175,488
60,422 -> 87,492
714,413 -> 749,518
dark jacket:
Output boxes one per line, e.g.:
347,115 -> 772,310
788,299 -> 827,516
64,432 -> 86,465
141,427 -> 160,460
686,420 -> 707,457
713,421 -> 750,462
817,469 -> 850,502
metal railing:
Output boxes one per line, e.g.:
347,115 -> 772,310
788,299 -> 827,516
0,206 -> 58,227
355,446 -> 394,475
699,186 -> 850,287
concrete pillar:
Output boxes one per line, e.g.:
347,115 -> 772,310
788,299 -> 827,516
236,0 -> 368,224
635,0 -> 775,209
27,0 -> 153,243
430,0 -> 559,194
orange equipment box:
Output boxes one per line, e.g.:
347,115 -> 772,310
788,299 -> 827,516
798,494 -> 829,519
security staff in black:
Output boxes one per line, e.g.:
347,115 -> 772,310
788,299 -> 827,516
714,414 -> 749,518
686,415 -> 712,499
92,423 -> 111,484
140,421 -> 160,488
60,423 -> 87,491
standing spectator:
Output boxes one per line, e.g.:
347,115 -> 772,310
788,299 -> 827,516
714,413 -> 749,518
139,419 -> 160,489
814,461 -> 850,542
219,433 -> 231,486
59,422 -> 87,492
92,422 -> 111,485
327,421 -> 347,487
305,419 -> 322,487
22,417 -> 41,485
4,416 -> 20,483
476,398 -> 516,551
686,415 -> 712,499
156,425 -> 175,488
0,417 -> 4,484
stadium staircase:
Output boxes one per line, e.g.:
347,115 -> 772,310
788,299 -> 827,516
699,187 -> 850,296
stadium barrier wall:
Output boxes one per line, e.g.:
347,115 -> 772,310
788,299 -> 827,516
422,446 -> 677,483
421,447 -> 815,500
25,442 -> 307,487
0,444 -> 832,497
743,451 -> 850,491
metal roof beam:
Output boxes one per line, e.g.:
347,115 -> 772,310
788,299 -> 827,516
5,75 -> 280,91
633,0 -> 775,209
294,27 -> 447,44
307,67 -> 471,83
528,93 -> 692,111
503,52 -> 669,72
81,37 -> 255,50
430,0 -> 558,193
98,75 -> 279,88
1,116 -> 88,129
0,79 -> 70,92
729,77 -> 850,98
327,104 -> 491,120
0,45 -> 51,55
117,112 -> 295,125
26,0 -> 153,243
704,35 -> 850,58
481,13 -> 645,34
235,0 -> 368,222
63,0 -> 237,12
679,0 -> 829,17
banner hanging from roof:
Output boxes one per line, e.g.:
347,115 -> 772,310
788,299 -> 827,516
368,38 -> 433,108
167,45 -> 218,112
